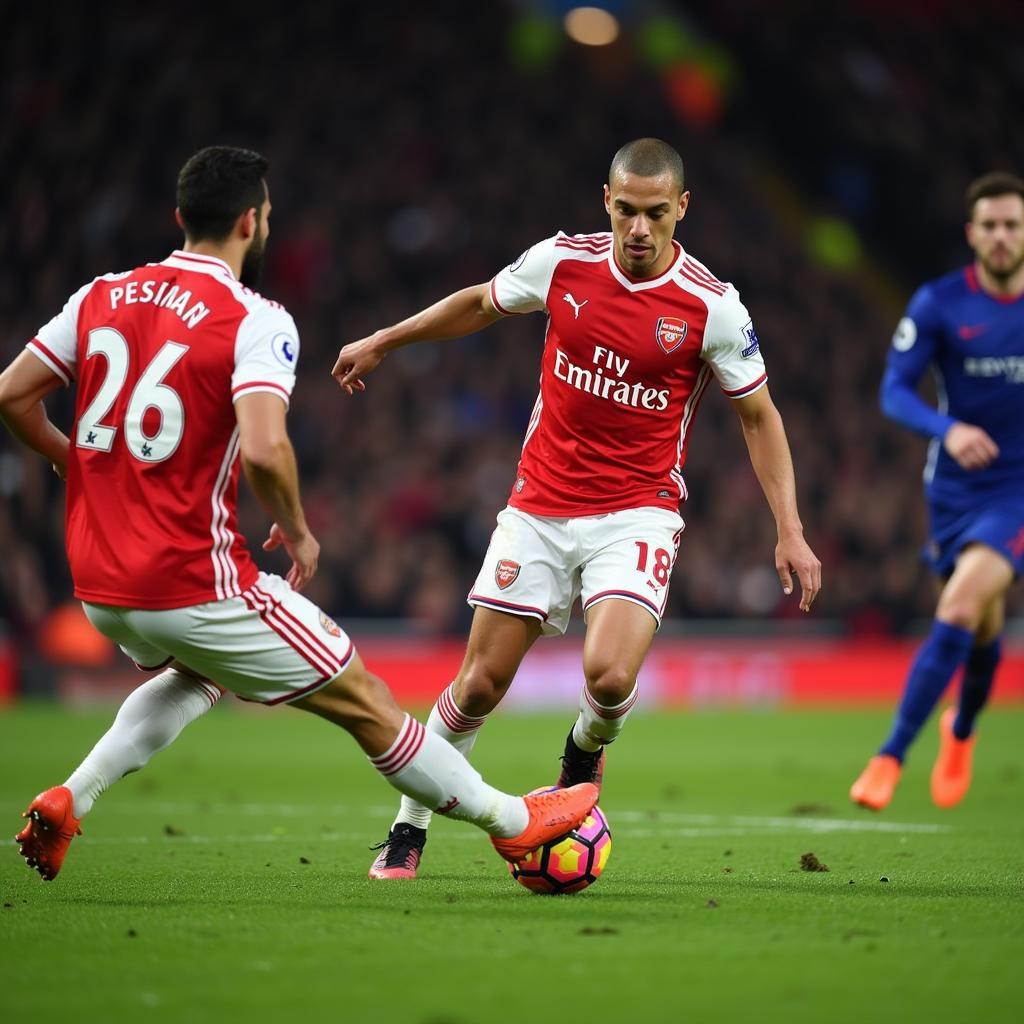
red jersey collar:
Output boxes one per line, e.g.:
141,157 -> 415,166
965,264 -> 1024,304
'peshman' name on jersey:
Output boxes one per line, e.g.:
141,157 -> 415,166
108,280 -> 211,330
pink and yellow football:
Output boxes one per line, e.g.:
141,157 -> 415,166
509,803 -> 612,895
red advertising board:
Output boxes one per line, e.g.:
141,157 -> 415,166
49,635 -> 1024,707
353,636 -> 1024,708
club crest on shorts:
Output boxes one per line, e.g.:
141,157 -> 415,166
495,559 -> 521,590
319,611 -> 342,638
655,316 -> 688,354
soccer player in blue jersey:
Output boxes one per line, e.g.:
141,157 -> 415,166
851,171 -> 1024,810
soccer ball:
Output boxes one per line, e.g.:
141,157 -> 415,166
509,803 -> 611,894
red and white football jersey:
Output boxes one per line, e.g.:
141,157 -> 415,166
27,250 -> 299,609
489,232 -> 767,517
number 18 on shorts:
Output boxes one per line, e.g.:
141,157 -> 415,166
468,506 -> 684,636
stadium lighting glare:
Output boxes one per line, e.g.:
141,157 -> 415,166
564,6 -> 620,47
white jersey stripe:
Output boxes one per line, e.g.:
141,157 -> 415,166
676,363 -> 713,471
208,427 -> 240,600
522,390 -> 544,450
212,428 -> 242,598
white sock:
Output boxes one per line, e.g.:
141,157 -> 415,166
64,670 -> 221,818
571,683 -> 639,752
371,714 -> 525,838
393,683 -> 488,830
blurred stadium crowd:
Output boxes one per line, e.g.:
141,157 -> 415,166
2,0 -> 1021,653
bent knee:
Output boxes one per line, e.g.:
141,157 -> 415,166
936,599 -> 983,633
584,664 -> 636,706
454,662 -> 514,714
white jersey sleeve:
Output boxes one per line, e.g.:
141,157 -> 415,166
489,236 -> 558,315
27,279 -> 97,385
701,286 -> 768,398
232,303 -> 300,407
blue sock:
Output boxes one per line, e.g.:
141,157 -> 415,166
880,621 -> 975,762
952,638 -> 1001,740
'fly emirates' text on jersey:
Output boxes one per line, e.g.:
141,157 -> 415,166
489,232 -> 767,517
27,251 -> 299,609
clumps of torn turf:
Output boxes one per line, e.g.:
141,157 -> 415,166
800,852 -> 829,872
789,802 -> 833,816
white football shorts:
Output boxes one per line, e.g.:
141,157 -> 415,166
83,572 -> 355,705
468,506 -> 685,636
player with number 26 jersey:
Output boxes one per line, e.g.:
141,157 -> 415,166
28,250 -> 299,609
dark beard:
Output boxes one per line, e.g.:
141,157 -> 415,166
240,233 -> 266,289
982,252 -> 1024,286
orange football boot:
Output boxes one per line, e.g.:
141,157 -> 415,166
849,754 -> 902,810
15,786 -> 82,881
931,707 -> 975,809
491,783 -> 598,863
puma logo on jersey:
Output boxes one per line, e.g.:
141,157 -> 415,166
563,292 -> 588,319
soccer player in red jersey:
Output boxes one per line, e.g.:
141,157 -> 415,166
0,146 -> 596,881
333,138 -> 822,879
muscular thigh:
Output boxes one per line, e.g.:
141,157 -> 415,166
937,543 -> 1015,629
85,572 -> 356,705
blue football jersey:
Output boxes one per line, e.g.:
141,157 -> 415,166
881,265 -> 1024,507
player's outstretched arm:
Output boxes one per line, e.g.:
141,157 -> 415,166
0,351 -> 70,478
332,283 -> 502,393
235,392 -> 319,591
733,386 -> 822,612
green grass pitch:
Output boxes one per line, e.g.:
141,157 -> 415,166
1,702 -> 1022,1023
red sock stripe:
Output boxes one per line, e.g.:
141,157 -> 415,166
373,716 -> 427,776
437,685 -> 486,734
583,684 -> 639,720
199,682 -> 221,707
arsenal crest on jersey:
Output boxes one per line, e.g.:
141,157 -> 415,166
495,559 -> 521,590
655,316 -> 688,354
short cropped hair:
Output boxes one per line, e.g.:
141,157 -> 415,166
609,138 -> 685,194
176,146 -> 269,242
965,171 -> 1024,219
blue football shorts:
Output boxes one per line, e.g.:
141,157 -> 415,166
925,497 -> 1024,578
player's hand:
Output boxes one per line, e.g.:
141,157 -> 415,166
776,531 -> 822,612
331,335 -> 385,395
263,523 -> 320,591
944,422 -> 999,471
52,461 -> 67,481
